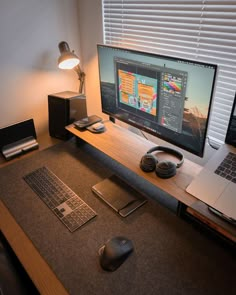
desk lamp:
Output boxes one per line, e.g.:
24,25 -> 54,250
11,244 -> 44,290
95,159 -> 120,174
58,41 -> 85,94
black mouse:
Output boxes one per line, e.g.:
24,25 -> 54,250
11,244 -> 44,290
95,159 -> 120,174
99,236 -> 134,271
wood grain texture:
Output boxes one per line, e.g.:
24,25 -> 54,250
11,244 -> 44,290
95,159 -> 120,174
0,200 -> 69,295
187,201 -> 236,243
66,121 -> 200,207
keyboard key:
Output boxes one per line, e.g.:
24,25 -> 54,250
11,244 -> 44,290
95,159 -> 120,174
214,152 -> 236,183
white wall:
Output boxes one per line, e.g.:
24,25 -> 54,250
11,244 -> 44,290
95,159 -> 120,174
0,0 -> 81,135
78,0 -> 104,118
0,0 -> 214,164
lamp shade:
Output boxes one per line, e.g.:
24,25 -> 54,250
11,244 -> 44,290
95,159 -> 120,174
57,41 -> 85,93
58,41 -> 80,69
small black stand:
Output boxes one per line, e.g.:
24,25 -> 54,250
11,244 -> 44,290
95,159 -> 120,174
109,116 -> 116,123
0,119 -> 39,160
1,136 -> 39,160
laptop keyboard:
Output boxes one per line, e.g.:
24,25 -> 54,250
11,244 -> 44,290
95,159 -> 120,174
23,166 -> 97,232
214,152 -> 236,183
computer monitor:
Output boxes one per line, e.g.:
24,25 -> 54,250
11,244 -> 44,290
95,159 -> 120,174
97,44 -> 217,157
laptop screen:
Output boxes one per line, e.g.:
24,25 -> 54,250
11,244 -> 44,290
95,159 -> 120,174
225,92 -> 236,146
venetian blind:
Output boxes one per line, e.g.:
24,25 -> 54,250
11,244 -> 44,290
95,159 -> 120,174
102,0 -> 236,144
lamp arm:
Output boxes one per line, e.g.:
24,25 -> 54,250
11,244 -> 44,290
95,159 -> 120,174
78,72 -> 85,94
74,65 -> 85,94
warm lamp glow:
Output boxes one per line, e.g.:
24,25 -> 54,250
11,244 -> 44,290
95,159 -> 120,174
58,58 -> 80,69
57,41 -> 85,93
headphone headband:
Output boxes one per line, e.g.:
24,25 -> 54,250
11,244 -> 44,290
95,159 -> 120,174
147,146 -> 184,168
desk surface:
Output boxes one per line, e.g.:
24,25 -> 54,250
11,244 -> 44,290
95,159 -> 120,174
0,140 -> 235,295
66,121 -> 201,207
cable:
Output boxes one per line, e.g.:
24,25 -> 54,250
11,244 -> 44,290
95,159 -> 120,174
206,136 -> 220,150
140,130 -> 148,140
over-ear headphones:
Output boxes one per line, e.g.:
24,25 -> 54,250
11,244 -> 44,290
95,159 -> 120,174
140,146 -> 184,179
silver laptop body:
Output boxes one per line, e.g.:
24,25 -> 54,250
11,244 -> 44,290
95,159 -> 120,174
186,94 -> 236,220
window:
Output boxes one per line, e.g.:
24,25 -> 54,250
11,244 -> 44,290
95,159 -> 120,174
102,0 -> 236,144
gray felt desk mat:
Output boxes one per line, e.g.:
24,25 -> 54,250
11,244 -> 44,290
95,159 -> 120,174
0,139 -> 235,295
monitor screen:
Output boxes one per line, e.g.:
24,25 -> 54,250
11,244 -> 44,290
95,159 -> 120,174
97,44 -> 217,157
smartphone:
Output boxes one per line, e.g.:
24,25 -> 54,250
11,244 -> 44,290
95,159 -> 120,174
74,115 -> 102,129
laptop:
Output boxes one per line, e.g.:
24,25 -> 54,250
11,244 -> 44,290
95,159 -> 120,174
186,93 -> 236,221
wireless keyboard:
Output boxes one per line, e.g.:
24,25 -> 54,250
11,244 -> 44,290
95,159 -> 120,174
23,166 -> 97,232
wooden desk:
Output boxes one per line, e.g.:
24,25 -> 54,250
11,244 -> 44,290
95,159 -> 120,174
66,121 -> 199,207
0,132 -> 65,294
0,137 -> 235,295
66,121 -> 236,243
186,200 -> 236,243
0,200 -> 68,295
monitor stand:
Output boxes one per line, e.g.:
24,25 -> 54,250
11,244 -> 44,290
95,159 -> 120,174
92,174 -> 147,217
109,116 -> 116,123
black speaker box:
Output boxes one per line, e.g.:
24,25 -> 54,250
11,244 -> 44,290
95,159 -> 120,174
48,91 -> 87,140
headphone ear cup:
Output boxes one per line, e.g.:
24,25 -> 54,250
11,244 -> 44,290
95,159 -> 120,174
155,161 -> 176,179
140,154 -> 158,172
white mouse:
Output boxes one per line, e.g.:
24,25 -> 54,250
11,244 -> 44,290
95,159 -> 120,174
92,122 -> 104,131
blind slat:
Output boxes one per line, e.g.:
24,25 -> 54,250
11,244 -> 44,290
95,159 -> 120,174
103,0 -> 236,143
